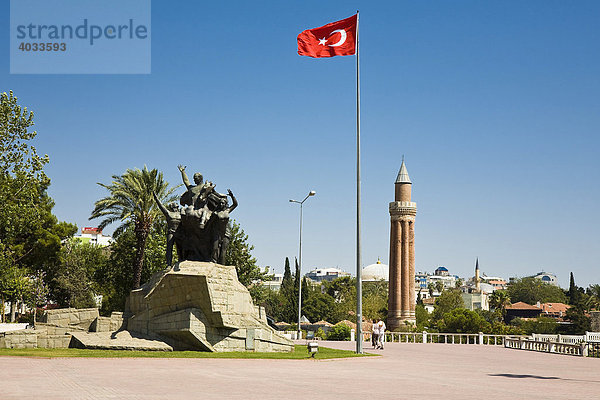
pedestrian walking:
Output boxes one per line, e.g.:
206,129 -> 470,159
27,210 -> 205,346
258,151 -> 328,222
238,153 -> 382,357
376,319 -> 386,349
371,319 -> 379,349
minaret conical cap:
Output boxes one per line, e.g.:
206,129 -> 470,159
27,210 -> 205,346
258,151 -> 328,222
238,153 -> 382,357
395,160 -> 412,184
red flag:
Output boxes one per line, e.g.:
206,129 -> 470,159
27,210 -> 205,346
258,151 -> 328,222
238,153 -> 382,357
297,15 -> 357,58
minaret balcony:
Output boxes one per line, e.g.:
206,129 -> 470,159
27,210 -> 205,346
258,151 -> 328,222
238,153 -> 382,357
389,201 -> 417,214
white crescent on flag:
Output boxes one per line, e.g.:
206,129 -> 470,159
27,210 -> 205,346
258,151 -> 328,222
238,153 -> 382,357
328,29 -> 347,47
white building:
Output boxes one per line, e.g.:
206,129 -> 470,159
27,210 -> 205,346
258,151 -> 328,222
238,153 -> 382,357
305,267 -> 350,282
75,227 -> 113,246
263,273 -> 284,291
533,271 -> 559,286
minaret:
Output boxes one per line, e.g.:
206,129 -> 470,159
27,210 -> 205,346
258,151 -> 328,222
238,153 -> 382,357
388,159 -> 417,329
475,258 -> 481,292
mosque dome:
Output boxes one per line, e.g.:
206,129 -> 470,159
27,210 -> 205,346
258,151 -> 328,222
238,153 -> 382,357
362,260 -> 389,281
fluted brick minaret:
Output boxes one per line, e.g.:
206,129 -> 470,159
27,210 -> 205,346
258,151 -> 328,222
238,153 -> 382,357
388,160 -> 417,329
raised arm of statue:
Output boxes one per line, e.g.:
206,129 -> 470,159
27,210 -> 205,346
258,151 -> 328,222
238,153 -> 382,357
227,189 -> 238,213
153,191 -> 169,217
178,165 -> 192,189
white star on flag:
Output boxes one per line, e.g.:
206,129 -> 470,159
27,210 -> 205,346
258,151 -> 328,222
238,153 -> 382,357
318,37 -> 327,45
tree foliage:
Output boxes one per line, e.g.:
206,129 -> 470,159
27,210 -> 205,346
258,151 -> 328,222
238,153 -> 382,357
49,238 -> 109,309
95,221 -> 167,314
90,166 -> 178,289
438,308 -> 491,333
0,91 -> 75,320
510,316 -> 558,335
224,220 -> 270,303
302,290 -> 337,323
506,277 -> 567,305
362,280 -> 388,321
431,289 -> 464,324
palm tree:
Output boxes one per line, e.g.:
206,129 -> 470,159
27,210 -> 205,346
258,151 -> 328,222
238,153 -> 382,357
489,290 -> 511,317
90,166 -> 178,289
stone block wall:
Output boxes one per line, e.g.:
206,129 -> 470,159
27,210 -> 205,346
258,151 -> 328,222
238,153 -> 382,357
0,330 -> 38,349
42,308 -> 99,331
126,261 -> 293,352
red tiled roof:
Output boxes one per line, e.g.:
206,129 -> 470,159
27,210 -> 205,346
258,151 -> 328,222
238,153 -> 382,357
506,301 -> 540,310
540,303 -> 570,314
314,320 -> 333,327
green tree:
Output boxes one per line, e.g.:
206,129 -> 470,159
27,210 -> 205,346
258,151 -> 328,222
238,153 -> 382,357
431,289 -> 464,326
506,277 -> 567,305
0,263 -> 30,322
322,276 -> 357,323
434,281 -> 444,293
415,303 -> 430,330
362,280 -> 388,321
302,290 -> 336,323
95,221 -> 167,314
50,238 -> 109,309
586,284 -> 600,310
565,304 -> 591,334
438,308 -> 491,333
567,272 -> 586,306
262,289 -> 287,322
281,257 -> 292,293
489,290 -> 511,318
512,316 -> 558,335
0,91 -> 76,315
27,270 -> 48,325
90,166 -> 178,289
224,221 -> 270,303
427,282 -> 434,297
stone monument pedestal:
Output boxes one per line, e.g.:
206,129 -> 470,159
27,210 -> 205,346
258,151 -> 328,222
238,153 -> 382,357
126,261 -> 293,352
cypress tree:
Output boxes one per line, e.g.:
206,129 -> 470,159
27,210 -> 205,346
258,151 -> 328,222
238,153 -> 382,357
569,272 -> 578,305
281,257 -> 292,293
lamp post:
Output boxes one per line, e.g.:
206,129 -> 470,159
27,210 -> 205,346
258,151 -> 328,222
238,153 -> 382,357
289,190 -> 316,339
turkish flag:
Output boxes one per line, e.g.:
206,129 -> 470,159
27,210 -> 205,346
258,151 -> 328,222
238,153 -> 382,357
297,15 -> 357,58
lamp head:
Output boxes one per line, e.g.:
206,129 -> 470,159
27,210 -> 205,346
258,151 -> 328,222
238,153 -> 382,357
309,191 -> 316,196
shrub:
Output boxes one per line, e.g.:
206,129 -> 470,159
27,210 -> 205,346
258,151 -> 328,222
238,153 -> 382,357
327,324 -> 351,341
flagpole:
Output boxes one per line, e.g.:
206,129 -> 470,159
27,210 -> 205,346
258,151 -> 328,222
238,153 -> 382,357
355,10 -> 363,355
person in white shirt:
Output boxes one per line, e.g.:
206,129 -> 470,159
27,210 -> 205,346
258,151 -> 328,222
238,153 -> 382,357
371,319 -> 379,348
376,319 -> 386,349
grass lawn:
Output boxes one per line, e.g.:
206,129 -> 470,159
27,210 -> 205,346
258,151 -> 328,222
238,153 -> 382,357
0,344 -> 376,360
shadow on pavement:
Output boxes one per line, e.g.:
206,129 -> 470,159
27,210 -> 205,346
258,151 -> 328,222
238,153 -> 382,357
489,373 -> 600,384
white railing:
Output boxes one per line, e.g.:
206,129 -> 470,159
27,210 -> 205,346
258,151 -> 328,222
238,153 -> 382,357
359,331 -> 511,345
531,332 -> 600,344
505,336 -> 590,357
585,332 -> 600,342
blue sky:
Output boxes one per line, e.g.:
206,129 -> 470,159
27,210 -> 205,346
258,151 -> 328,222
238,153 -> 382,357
2,1 -> 599,288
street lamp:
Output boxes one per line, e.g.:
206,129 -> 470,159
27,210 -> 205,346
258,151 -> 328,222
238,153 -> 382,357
289,190 -> 316,339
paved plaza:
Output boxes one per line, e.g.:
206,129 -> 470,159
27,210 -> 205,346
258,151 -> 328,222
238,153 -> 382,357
0,341 -> 598,399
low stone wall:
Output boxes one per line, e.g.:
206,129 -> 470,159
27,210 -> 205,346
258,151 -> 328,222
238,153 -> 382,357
37,334 -> 73,349
41,308 -> 99,331
0,329 -> 38,349
1,307 -> 118,349
90,312 -> 125,333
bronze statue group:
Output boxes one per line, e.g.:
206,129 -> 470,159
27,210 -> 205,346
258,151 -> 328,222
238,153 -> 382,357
153,165 -> 237,266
